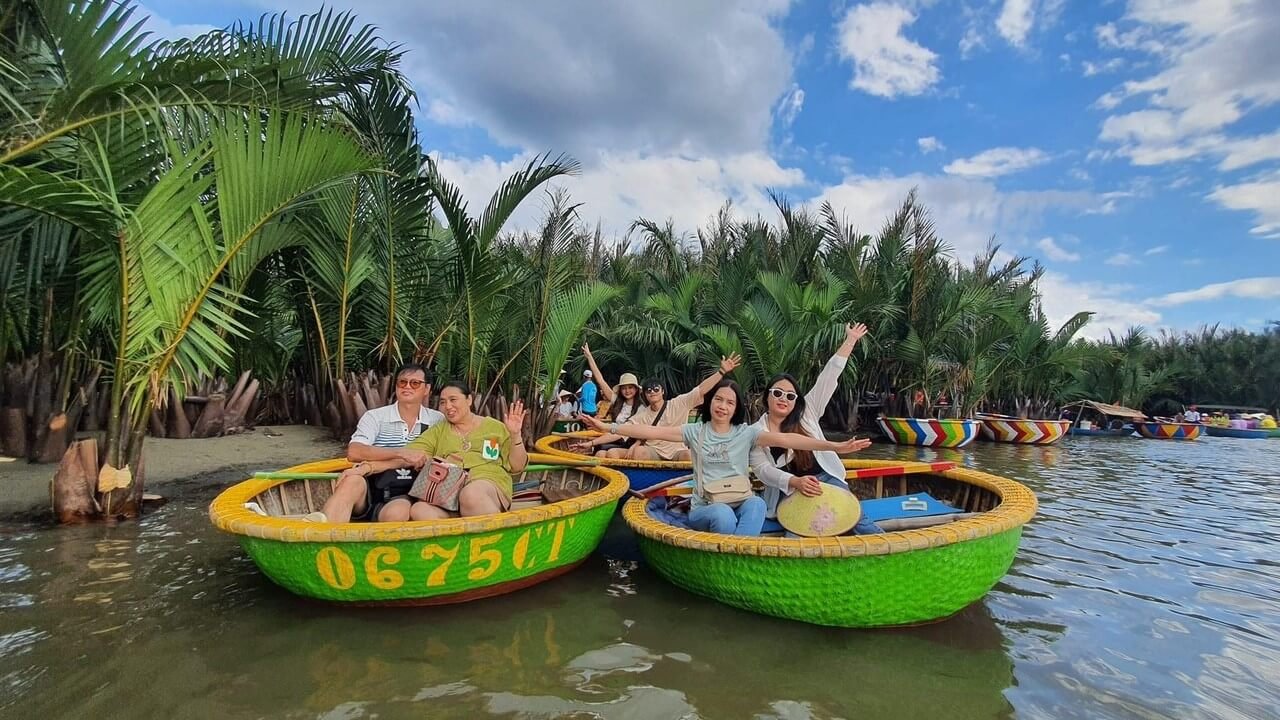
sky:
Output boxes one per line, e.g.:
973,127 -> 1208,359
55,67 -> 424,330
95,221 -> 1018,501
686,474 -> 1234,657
140,0 -> 1280,339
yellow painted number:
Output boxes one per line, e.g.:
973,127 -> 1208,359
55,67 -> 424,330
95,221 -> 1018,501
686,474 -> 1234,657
421,543 -> 459,588
364,546 -> 404,590
467,534 -> 504,581
547,520 -> 567,563
316,546 -> 356,590
512,529 -> 531,570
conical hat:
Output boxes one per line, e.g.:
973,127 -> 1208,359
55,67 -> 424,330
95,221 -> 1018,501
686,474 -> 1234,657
777,484 -> 862,537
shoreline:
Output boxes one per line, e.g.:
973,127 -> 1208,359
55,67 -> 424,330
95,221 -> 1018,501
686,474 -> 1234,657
0,425 -> 343,518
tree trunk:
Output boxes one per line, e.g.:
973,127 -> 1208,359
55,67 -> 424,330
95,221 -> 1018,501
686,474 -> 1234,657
52,438 -> 99,523
168,387 -> 192,439
190,393 -> 227,437
1,407 -> 27,457
34,412 -> 72,463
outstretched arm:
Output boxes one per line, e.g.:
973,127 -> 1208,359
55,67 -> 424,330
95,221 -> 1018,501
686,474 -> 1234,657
756,431 -> 872,455
835,322 -> 868,360
580,413 -> 684,443
807,323 -> 869,418
581,342 -> 614,402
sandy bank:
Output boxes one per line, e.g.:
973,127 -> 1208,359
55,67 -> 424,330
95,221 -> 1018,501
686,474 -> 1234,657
0,425 -> 342,516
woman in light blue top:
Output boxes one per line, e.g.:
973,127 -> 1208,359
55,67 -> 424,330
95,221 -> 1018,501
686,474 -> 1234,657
581,379 -> 868,536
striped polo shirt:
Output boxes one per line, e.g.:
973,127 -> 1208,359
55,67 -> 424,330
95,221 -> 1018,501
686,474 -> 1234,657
350,403 -> 445,449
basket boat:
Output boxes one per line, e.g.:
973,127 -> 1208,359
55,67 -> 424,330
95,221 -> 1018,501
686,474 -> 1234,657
976,415 -> 1070,445
622,459 -> 1037,628
876,417 -> 980,448
208,454 -> 628,605
1066,426 -> 1132,437
1204,425 -> 1272,439
1134,421 -> 1202,440
536,432 -> 694,492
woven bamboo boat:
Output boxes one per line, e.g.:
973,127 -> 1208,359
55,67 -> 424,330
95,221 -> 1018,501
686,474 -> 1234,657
1204,425 -> 1271,439
876,417 -> 980,448
1134,421 -> 1202,440
208,454 -> 628,605
536,432 -> 693,491
623,459 -> 1037,628
976,414 -> 1070,445
1066,426 -> 1132,437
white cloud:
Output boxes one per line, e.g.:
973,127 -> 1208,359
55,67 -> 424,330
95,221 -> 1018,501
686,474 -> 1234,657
432,149 -> 806,238
1208,176 -> 1280,238
775,85 -> 806,128
1105,252 -> 1137,266
1144,244 -> 1169,255
917,136 -> 945,153
138,3 -> 217,41
960,26 -> 986,56
1151,277 -> 1280,306
259,1 -> 795,158
425,98 -> 470,127
1037,272 -> 1162,340
943,147 -> 1049,177
837,2 -> 940,98
813,172 -> 1108,257
1082,58 -> 1125,76
1095,3 -> 1280,169
1037,236 -> 1080,262
996,0 -> 1036,48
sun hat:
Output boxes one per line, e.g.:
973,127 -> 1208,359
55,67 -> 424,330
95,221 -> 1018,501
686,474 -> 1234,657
617,372 -> 640,388
559,390 -> 575,398
583,370 -> 593,378
777,484 -> 862,537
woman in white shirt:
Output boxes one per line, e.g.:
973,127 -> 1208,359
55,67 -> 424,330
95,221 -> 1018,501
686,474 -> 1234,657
749,323 -> 882,534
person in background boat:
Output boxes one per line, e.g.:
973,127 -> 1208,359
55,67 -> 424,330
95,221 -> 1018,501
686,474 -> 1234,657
555,390 -> 578,419
579,370 -> 599,417
750,323 -> 879,534
581,342 -> 643,425
581,380 -> 871,536
323,381 -> 528,521
313,364 -> 445,523
1183,405 -> 1201,423
1262,415 -> 1277,429
573,355 -> 743,460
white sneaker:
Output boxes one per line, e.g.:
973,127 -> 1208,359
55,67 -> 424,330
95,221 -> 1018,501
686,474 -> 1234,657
302,511 -> 328,523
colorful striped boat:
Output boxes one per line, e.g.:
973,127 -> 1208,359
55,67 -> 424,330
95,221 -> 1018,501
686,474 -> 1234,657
208,455 -> 628,605
976,415 -> 1071,445
876,417 -> 980,448
1134,422 -> 1202,440
624,459 -> 1037,627
1204,425 -> 1272,439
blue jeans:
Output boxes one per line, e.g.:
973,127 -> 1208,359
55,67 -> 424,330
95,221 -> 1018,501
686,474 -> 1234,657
689,495 -> 766,536
815,471 -> 884,535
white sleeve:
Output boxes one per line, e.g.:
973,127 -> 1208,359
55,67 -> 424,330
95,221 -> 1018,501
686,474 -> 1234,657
805,354 -> 848,423
350,410 -> 380,446
750,443 -> 794,493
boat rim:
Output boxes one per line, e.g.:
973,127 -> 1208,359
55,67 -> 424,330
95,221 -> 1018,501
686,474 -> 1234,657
535,432 -> 692,468
208,453 -> 629,543
622,464 -> 1037,559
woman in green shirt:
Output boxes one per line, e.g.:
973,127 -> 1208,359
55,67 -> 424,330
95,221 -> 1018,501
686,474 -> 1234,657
333,380 -> 528,520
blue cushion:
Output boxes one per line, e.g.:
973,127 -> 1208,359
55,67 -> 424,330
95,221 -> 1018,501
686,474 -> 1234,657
858,493 -> 962,523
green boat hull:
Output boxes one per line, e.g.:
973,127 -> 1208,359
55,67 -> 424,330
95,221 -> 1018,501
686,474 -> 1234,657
635,527 -> 1023,627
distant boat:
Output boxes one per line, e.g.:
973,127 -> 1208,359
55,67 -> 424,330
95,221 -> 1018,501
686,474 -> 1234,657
876,417 -> 980,448
976,414 -> 1071,444
1204,425 -> 1272,439
1060,400 -> 1145,438
1134,421 -> 1202,440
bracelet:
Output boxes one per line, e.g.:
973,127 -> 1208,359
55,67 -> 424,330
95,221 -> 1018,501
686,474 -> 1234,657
609,422 -> 620,434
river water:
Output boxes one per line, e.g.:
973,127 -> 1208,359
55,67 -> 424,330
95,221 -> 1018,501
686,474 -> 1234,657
1,436 -> 1277,719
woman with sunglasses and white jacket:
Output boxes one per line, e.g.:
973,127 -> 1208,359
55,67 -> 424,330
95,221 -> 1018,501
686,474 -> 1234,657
749,322 -> 881,533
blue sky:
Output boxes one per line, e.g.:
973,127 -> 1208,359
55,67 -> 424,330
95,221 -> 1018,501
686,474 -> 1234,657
142,0 -> 1279,338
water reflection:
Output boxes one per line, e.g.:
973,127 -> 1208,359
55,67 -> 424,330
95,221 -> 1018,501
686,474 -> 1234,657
0,436 -> 1277,719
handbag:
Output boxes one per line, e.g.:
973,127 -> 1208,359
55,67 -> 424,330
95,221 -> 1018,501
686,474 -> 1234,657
409,457 -> 469,511
692,424 -> 754,507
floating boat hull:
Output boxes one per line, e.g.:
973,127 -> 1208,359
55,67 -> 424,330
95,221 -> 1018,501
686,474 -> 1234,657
535,433 -> 691,491
1204,425 -> 1272,439
876,417 -> 980,448
1066,426 -> 1132,437
1134,422 -> 1202,440
209,456 -> 628,605
977,416 -> 1071,445
624,460 -> 1037,627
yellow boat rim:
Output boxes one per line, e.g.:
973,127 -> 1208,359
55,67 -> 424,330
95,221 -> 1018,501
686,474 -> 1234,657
535,432 -> 691,469
623,464 -> 1037,559
208,453 -> 629,544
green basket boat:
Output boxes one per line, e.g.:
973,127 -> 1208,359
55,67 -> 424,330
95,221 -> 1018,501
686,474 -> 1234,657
622,460 -> 1037,628
209,454 -> 628,605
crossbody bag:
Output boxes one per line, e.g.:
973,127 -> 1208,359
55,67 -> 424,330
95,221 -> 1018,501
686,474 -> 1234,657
692,423 -> 754,507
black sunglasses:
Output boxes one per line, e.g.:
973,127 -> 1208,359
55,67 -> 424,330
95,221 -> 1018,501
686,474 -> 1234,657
644,385 -> 664,393
768,388 -> 799,402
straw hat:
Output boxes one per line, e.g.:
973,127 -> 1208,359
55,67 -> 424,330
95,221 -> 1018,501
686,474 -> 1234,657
617,372 -> 640,388
777,484 -> 862,537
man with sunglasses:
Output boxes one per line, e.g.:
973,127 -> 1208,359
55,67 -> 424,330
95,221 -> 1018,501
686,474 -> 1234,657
311,363 -> 444,523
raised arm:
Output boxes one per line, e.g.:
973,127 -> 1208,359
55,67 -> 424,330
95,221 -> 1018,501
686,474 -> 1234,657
580,413 -> 684,443
690,354 -> 742,400
835,322 -> 868,360
806,323 -> 869,418
503,400 -> 529,474
756,431 -> 872,455
581,342 -> 614,402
